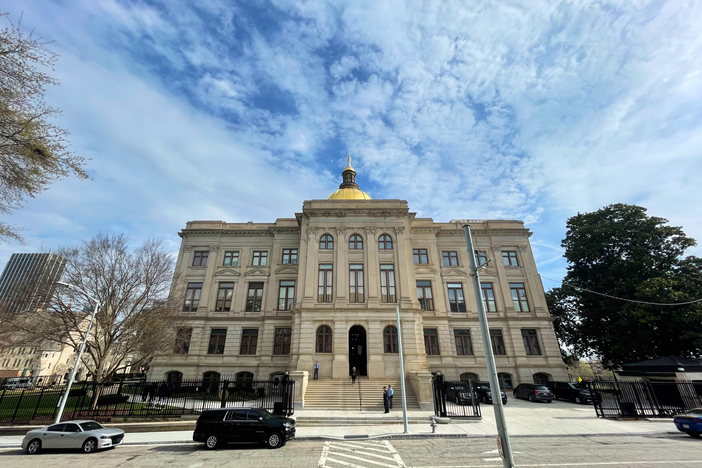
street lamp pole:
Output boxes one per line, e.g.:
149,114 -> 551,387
463,225 -> 515,468
54,282 -> 101,424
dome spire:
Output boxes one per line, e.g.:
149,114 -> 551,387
327,153 -> 372,200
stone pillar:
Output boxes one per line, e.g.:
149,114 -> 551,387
302,227 -> 318,307
332,320 -> 349,379
335,227 -> 348,306
407,370 -> 434,411
365,227 -> 380,306
289,370 -> 309,410
394,225 -> 414,309
367,320 -> 384,378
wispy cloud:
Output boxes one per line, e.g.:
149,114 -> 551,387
2,0 -> 702,287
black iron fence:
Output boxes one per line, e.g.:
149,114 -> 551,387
0,377 -> 294,425
432,375 -> 481,419
589,380 -> 702,418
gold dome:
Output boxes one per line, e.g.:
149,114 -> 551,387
327,154 -> 372,200
328,187 -> 372,200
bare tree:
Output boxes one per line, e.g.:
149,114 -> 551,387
0,233 -> 180,387
0,12 -> 88,242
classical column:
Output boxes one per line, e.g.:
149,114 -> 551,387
302,227 -> 318,307
365,227 -> 380,307
334,227 -> 348,306
394,225 -> 414,309
332,320 -> 349,379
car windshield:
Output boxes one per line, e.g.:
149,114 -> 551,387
452,386 -> 465,391
256,409 -> 275,420
687,409 -> 702,416
534,386 -> 549,390
570,383 -> 588,389
79,422 -> 103,431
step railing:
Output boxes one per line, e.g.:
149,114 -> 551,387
358,375 -> 362,412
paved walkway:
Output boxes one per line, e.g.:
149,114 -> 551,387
0,399 -> 675,448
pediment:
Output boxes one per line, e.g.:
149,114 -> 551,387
275,266 -> 299,275
215,268 -> 241,277
441,268 -> 467,277
477,267 -> 496,277
414,266 -> 437,274
244,267 -> 270,277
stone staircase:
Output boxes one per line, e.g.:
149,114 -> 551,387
304,378 -> 420,411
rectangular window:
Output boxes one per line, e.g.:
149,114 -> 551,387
173,327 -> 192,354
454,329 -> 473,356
282,249 -> 298,264
490,329 -> 507,355
380,264 -> 396,303
416,281 -> 434,311
476,251 -> 488,266
192,251 -> 209,267
207,328 -> 227,355
245,283 -> 264,312
447,283 -> 466,312
273,328 -> 291,355
349,264 -> 364,303
183,282 -> 202,312
510,283 -> 530,312
413,249 -> 428,264
223,251 -> 239,267
442,251 -> 459,266
522,329 -> 542,355
278,281 -> 295,310
215,282 -> 234,312
239,329 -> 259,355
424,328 -> 440,356
480,282 -> 497,312
502,250 -> 519,266
318,264 -> 333,303
252,251 -> 268,266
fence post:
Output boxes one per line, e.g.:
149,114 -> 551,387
220,380 -> 229,408
11,390 -> 25,423
31,387 -> 46,421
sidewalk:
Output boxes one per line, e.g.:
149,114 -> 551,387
0,400 -> 675,448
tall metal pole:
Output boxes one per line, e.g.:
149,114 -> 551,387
55,282 -> 100,424
395,305 -> 409,434
463,225 -> 515,468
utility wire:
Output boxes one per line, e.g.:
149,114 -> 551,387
522,270 -> 702,306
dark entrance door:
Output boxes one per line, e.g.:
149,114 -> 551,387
348,325 -> 367,376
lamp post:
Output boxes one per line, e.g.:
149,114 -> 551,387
54,282 -> 101,424
463,225 -> 515,468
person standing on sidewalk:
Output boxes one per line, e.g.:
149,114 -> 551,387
383,386 -> 389,413
387,384 -> 394,409
313,361 -> 320,380
351,367 -> 357,385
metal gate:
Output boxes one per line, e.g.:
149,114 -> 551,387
589,380 -> 702,418
432,374 -> 481,419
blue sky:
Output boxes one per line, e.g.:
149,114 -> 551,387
2,0 -> 702,288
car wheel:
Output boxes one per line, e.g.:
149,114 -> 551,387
82,438 -> 98,454
267,432 -> 283,449
575,396 -> 582,404
688,432 -> 701,439
513,392 -> 518,399
26,439 -> 41,455
205,434 -> 220,450
503,399 -> 507,406
528,395 -> 534,402
547,400 -> 553,403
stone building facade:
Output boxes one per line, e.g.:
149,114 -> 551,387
150,161 -> 567,407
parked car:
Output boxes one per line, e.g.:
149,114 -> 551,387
193,407 -> 295,449
673,408 -> 702,438
547,381 -> 594,404
445,383 -> 478,405
474,382 -> 508,405
513,384 -> 554,403
3,377 -> 32,390
22,420 -> 125,454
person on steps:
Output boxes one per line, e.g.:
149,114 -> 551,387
383,386 -> 389,413
313,361 -> 320,380
351,367 -> 357,385
387,384 -> 394,409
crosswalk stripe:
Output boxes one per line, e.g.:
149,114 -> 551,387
327,445 -> 398,461
329,451 -> 401,468
330,442 -> 393,453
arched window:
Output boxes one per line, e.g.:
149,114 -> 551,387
460,372 -> 479,383
383,326 -> 398,353
202,371 -> 221,394
349,234 -> 363,250
320,234 -> 334,250
533,372 -> 551,385
497,372 -> 514,390
378,234 -> 393,250
316,325 -> 332,353
166,371 -> 183,385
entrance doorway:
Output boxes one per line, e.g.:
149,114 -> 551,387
348,325 -> 367,376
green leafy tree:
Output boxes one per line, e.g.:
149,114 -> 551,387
0,12 -> 87,241
548,203 -> 702,368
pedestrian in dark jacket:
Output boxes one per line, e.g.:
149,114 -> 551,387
351,367 -> 357,385
383,387 -> 389,413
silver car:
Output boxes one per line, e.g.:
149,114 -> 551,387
22,420 -> 125,454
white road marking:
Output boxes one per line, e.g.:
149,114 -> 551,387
328,451 -> 400,467
318,441 -> 330,468
412,460 -> 702,468
319,440 -> 407,468
329,445 -> 399,461
382,440 -> 407,468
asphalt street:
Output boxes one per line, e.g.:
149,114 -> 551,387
0,433 -> 700,468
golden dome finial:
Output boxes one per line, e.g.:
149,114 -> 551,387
327,153 -> 371,200
345,153 -> 354,171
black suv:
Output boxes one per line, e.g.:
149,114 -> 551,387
193,408 -> 295,449
474,382 -> 508,405
547,381 -> 593,404
445,383 -> 478,405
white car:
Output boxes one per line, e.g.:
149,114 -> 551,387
22,420 -> 125,454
